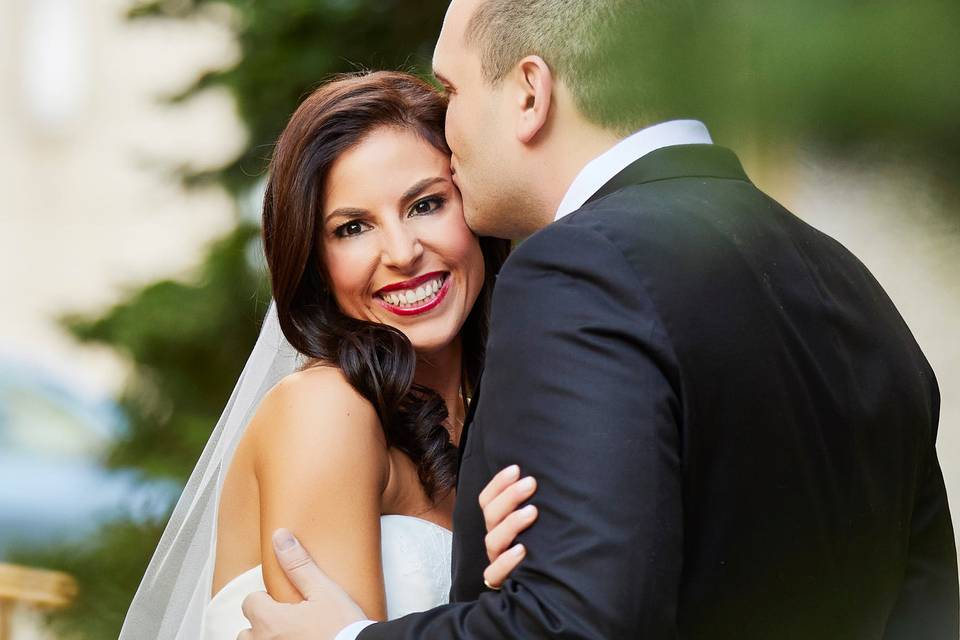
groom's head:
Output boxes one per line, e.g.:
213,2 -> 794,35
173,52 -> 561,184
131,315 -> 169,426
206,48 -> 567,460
434,0 -> 653,239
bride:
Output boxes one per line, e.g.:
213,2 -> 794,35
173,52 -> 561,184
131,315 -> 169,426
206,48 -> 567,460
120,71 -> 533,639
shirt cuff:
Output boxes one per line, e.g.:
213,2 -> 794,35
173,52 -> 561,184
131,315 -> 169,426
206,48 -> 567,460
334,620 -> 376,640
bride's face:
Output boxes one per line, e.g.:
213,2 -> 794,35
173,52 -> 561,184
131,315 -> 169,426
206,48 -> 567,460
320,126 -> 485,355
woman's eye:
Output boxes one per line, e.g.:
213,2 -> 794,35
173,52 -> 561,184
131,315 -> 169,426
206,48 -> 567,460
410,197 -> 445,216
335,221 -> 367,238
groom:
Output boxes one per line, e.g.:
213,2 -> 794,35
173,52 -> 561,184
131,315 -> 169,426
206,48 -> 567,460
242,0 -> 959,638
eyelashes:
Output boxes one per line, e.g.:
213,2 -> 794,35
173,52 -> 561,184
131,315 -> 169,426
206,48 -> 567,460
411,195 -> 446,216
331,195 -> 448,239
334,220 -> 369,238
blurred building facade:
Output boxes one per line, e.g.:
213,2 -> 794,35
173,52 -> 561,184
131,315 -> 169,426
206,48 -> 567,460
0,0 -> 244,397
0,1 -> 244,635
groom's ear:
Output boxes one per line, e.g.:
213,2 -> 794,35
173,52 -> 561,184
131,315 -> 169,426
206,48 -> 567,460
513,55 -> 553,144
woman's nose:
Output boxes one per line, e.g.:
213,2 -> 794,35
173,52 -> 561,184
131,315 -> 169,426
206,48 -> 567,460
380,224 -> 424,272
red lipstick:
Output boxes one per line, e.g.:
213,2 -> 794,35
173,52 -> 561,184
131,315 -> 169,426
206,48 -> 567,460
375,271 -> 447,296
375,272 -> 450,317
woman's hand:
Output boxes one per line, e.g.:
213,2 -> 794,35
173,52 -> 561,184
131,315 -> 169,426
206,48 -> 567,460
479,465 -> 539,589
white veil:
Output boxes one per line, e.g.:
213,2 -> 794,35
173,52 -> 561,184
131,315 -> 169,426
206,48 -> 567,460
119,303 -> 303,639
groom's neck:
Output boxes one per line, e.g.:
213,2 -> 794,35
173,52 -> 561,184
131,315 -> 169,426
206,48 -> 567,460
531,88 -> 624,221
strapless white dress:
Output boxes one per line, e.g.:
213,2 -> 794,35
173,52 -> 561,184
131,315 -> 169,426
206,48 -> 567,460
202,515 -> 453,639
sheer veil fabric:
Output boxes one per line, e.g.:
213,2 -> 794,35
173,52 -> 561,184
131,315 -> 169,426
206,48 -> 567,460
120,304 -> 302,639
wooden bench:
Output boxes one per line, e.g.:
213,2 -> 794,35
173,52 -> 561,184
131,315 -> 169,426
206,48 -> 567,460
0,564 -> 76,640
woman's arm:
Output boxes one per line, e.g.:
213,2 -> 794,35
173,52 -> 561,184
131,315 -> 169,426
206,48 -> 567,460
249,366 -> 390,620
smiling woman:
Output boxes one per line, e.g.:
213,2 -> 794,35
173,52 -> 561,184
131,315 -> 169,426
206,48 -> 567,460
185,71 -> 512,637
322,126 -> 485,354
261,72 -> 509,489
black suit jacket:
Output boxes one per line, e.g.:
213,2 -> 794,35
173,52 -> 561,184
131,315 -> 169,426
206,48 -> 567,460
360,144 -> 959,639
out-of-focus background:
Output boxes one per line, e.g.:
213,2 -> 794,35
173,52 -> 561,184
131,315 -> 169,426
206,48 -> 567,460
0,1 -> 957,637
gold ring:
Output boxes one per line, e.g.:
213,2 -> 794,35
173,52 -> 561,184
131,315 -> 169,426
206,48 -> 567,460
483,578 -> 501,591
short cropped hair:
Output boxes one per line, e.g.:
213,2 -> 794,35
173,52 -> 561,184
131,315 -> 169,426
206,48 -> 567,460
465,0 -> 661,134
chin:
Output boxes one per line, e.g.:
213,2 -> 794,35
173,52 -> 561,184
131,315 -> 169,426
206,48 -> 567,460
408,332 -> 457,357
464,202 -> 525,240
463,207 -> 499,239
460,204 -> 482,235
401,315 -> 461,354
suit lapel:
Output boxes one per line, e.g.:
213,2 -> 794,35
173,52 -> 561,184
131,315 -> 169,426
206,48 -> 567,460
453,147 -> 746,477
585,144 -> 750,207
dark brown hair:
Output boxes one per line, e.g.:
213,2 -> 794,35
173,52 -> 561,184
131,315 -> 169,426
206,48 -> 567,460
262,71 -> 510,500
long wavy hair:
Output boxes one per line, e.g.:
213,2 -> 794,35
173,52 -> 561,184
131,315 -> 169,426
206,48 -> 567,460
262,71 -> 511,501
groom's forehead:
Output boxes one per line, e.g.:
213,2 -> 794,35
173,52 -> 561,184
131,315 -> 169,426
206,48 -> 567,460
445,0 -> 482,27
435,0 -> 480,60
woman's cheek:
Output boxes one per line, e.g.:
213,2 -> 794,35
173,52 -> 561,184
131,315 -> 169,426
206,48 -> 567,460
438,219 -> 485,304
437,211 -> 479,260
324,243 -> 371,312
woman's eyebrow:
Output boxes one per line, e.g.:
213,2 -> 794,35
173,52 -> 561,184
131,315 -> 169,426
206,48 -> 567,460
401,177 -> 447,205
325,207 -> 367,222
326,177 -> 447,221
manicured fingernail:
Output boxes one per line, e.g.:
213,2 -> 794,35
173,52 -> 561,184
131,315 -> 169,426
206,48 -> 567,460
273,528 -> 297,551
512,544 -> 526,557
518,476 -> 536,491
505,465 -> 520,479
522,505 -> 537,519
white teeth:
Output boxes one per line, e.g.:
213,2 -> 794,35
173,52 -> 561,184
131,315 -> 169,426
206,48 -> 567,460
380,275 -> 446,308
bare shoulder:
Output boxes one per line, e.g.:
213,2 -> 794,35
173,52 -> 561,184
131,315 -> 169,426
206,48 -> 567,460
246,365 -> 388,486
248,366 -> 390,610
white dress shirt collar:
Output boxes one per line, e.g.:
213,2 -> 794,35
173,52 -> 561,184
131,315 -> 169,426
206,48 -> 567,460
555,119 -> 713,220
334,620 -> 376,640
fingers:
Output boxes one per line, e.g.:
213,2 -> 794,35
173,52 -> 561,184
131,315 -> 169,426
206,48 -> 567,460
272,528 -> 336,601
241,590 -> 274,625
483,543 -> 527,590
478,464 -> 520,509
485,504 -> 538,562
481,475 -> 537,532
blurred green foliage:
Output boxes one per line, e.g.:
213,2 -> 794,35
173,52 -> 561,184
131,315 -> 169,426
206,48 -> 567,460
63,225 -> 270,481
12,0 -> 959,637
10,518 -> 170,639
130,0 -> 450,194
630,0 -> 960,178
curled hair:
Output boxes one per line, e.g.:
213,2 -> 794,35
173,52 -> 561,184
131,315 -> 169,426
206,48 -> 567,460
262,71 -> 510,500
